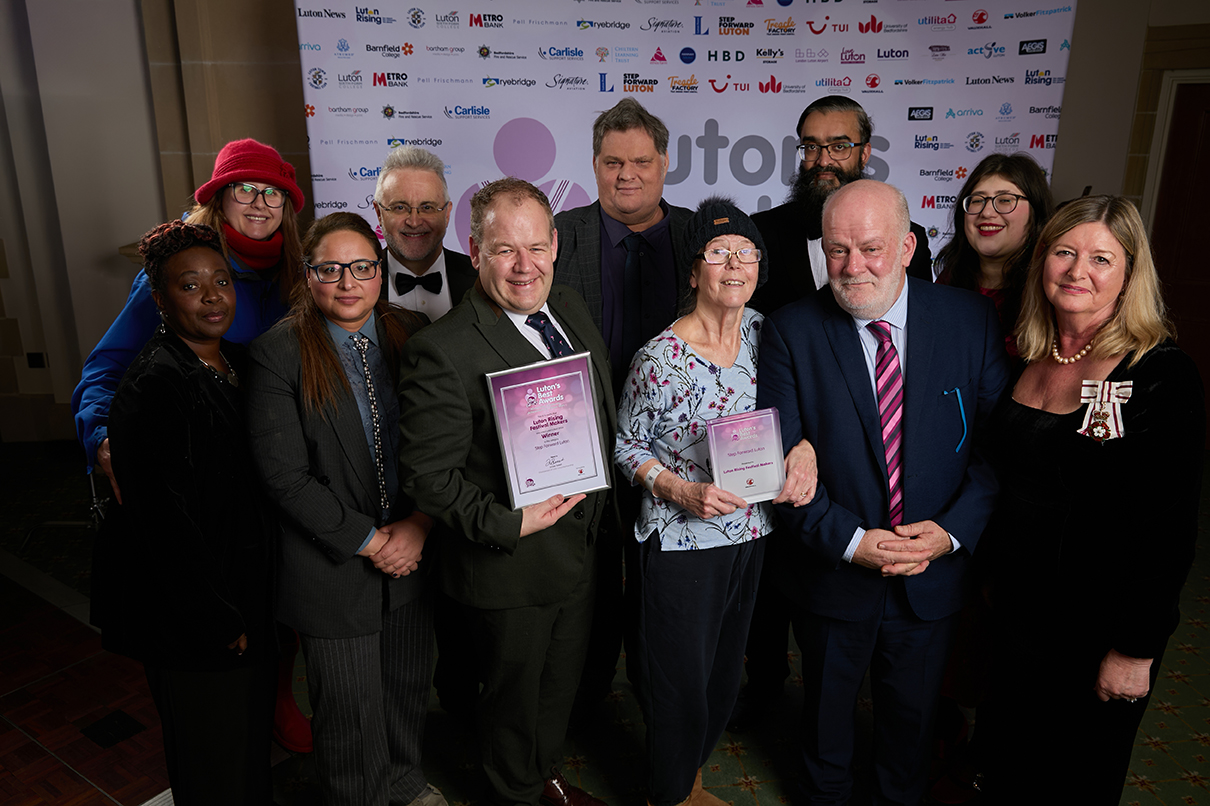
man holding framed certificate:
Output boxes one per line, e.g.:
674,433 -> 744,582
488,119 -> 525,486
398,178 -> 614,806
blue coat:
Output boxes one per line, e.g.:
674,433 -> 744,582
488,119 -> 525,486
756,278 -> 1008,621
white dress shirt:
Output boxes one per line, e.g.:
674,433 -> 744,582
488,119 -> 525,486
387,249 -> 453,321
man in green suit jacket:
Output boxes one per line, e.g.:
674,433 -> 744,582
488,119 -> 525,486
399,178 -> 615,806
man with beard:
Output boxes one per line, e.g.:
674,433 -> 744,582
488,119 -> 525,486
373,146 -> 477,321
372,145 -> 479,721
732,97 -> 934,733
748,96 -> 933,315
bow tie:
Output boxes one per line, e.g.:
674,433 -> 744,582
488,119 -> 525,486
394,271 -> 443,296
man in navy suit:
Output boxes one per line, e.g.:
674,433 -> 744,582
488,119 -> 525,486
757,180 -> 1007,805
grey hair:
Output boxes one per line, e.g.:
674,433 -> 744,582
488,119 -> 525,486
374,146 -> 449,203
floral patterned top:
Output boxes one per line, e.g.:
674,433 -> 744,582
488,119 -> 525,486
615,308 -> 775,550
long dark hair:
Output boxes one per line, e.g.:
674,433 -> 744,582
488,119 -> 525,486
936,152 -> 1054,335
282,212 -> 420,413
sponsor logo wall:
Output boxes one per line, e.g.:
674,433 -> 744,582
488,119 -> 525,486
297,2 -> 1075,252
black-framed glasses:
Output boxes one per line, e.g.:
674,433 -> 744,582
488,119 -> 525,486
796,141 -> 864,162
696,247 -> 762,265
227,182 -> 286,208
963,193 -> 1028,215
305,259 -> 381,283
380,201 -> 451,218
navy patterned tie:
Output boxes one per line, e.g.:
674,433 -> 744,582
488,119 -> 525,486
525,311 -> 574,359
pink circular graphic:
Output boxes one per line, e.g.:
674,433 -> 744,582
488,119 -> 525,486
494,118 -> 557,179
454,118 -> 591,249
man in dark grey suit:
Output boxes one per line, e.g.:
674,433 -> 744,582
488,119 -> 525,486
399,178 -> 614,806
553,97 -> 692,384
374,145 -> 476,319
552,98 -> 692,716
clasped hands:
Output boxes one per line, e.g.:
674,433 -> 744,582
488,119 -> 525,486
852,520 -> 952,577
358,512 -> 432,577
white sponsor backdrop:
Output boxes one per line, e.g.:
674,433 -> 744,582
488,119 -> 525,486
295,1 -> 1075,258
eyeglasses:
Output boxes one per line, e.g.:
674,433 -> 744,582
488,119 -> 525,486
227,183 -> 286,208
796,142 -> 864,162
380,201 -> 451,218
963,193 -> 1028,215
696,247 -> 762,265
305,259 -> 381,283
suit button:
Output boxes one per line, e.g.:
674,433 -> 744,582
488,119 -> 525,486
319,476 -> 331,486
574,510 -> 584,520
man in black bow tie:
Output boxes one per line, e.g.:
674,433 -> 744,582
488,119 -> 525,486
373,145 -> 476,321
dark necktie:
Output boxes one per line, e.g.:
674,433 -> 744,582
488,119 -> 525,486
868,321 -> 904,527
621,232 -> 645,369
525,311 -> 574,359
394,270 -> 443,296
351,333 -> 390,512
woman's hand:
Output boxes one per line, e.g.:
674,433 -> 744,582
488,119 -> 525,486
370,513 -> 433,577
663,477 -> 748,520
1094,648 -> 1153,703
97,438 -> 123,505
773,439 -> 818,507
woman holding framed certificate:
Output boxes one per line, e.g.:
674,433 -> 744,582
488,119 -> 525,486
615,197 -> 816,806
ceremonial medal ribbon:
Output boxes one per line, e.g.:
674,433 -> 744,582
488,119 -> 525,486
1078,380 -> 1132,442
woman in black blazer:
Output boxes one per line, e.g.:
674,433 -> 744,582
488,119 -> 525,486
245,212 -> 444,806
90,220 -> 276,805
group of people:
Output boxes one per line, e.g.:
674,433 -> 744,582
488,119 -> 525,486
74,94 -> 1202,806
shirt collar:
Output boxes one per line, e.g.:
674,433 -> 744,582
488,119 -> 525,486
325,310 -> 379,347
387,247 -> 447,281
600,199 -> 671,248
851,276 -> 910,332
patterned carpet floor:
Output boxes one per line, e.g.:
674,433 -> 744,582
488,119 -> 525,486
2,440 -> 1208,804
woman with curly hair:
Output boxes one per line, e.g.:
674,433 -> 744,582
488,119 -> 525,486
90,219 -> 277,804
73,139 -> 313,752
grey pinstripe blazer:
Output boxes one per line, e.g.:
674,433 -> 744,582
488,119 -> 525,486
552,200 -> 695,334
246,310 -> 429,638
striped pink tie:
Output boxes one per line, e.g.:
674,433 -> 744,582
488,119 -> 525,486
869,321 -> 904,526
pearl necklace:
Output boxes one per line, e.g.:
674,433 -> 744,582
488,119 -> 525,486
1051,337 -> 1094,365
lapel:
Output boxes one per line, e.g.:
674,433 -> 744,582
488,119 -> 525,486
547,287 -> 617,460
570,203 -> 605,331
468,290 -> 546,369
819,294 -> 887,477
902,279 -> 937,464
323,328 -> 380,498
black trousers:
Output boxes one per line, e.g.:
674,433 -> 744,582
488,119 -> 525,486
299,591 -> 435,806
635,535 -> 765,806
144,658 -> 275,806
466,543 -> 598,806
791,579 -> 957,806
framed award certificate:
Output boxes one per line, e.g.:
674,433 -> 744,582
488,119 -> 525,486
706,408 -> 786,504
486,352 -> 611,510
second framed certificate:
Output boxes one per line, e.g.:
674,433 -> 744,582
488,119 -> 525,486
486,352 -> 611,510
706,408 -> 786,504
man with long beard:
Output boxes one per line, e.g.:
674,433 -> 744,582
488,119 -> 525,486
748,96 -> 933,315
